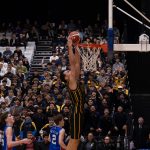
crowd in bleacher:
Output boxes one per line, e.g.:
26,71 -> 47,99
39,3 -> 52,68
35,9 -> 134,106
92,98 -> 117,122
0,18 -> 150,150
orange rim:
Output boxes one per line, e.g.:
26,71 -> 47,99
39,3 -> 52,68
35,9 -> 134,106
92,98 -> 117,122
77,43 -> 108,53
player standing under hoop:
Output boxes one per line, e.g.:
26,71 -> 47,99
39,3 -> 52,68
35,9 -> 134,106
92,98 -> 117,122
49,114 -> 67,150
60,32 -> 85,150
0,112 -> 32,150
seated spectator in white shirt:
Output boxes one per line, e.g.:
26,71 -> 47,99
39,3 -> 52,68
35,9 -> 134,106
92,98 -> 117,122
0,62 -> 7,77
49,51 -> 59,63
7,63 -> 16,75
0,57 -> 8,68
0,95 -> 5,105
1,76 -> 11,87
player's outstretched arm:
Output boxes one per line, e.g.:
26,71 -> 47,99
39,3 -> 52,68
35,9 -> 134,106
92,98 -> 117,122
67,37 -> 76,75
74,45 -> 80,79
59,128 -> 67,149
6,127 -> 32,148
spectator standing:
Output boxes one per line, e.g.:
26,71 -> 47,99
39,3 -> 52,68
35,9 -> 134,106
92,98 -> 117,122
133,116 -> 149,149
113,106 -> 127,136
99,108 -> 114,137
78,132 -> 97,150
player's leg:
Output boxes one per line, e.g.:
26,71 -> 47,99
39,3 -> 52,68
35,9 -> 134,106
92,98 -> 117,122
66,139 -> 79,150
66,112 -> 81,150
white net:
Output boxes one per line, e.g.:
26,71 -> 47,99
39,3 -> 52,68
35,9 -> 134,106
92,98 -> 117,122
77,45 -> 100,72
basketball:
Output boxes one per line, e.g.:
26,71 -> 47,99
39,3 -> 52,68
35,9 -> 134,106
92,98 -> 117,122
69,31 -> 80,45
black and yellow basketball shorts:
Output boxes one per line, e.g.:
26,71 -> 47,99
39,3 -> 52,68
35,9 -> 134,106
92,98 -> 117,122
70,112 -> 84,139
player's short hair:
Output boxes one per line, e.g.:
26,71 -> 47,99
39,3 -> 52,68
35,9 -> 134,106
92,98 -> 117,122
43,133 -> 49,138
27,131 -> 33,135
53,113 -> 63,125
0,111 -> 9,128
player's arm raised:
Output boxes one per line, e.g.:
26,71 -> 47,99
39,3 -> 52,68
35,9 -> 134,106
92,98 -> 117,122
59,128 -> 67,149
74,45 -> 80,79
67,37 -> 77,90
67,37 -> 76,74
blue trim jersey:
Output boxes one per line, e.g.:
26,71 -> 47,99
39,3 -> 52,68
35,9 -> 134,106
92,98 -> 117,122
3,126 -> 16,150
49,126 -> 63,150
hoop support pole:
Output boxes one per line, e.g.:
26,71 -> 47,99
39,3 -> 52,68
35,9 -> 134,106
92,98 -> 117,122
124,0 -> 150,23
108,0 -> 114,59
113,5 -> 150,30
108,0 -> 113,28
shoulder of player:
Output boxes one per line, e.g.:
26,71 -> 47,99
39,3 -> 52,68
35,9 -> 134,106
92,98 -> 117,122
6,126 -> 13,134
6,126 -> 13,130
60,128 -> 65,133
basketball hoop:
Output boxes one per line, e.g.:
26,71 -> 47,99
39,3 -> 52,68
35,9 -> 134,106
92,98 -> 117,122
77,43 -> 108,72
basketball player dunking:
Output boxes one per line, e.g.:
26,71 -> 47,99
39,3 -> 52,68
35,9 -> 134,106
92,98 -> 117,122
60,34 -> 85,150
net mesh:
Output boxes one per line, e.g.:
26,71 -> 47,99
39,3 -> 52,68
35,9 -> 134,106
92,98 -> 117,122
77,45 -> 100,72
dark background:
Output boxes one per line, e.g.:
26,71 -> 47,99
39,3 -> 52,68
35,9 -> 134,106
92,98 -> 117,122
0,0 -> 148,22
0,0 -> 150,38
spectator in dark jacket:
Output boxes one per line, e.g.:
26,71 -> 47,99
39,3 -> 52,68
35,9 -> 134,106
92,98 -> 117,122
84,105 -> 100,136
99,108 -> 114,136
96,136 -> 115,150
113,106 -> 127,136
10,33 -> 18,46
38,133 -> 50,150
133,116 -> 149,149
78,132 -> 97,150
20,116 -> 37,138
32,107 -> 47,134
0,34 -> 9,46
